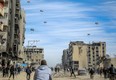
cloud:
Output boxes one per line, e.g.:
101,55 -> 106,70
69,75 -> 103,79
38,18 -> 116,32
21,0 -> 116,66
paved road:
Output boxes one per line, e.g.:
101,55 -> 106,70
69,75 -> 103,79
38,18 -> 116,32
0,71 -> 109,80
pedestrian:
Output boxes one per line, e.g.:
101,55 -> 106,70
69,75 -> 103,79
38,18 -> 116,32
103,67 -> 107,79
2,66 -> 6,77
70,67 -> 76,78
9,65 -> 15,80
17,66 -> 21,74
26,66 -> 32,80
108,64 -> 115,80
89,68 -> 94,79
5,66 -> 9,77
33,60 -> 52,80
99,67 -> 103,77
55,67 -> 57,73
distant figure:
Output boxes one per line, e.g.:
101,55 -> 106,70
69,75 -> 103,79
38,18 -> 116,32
17,66 -> 21,74
34,60 -> 52,80
99,67 -> 103,77
9,65 -> 15,79
89,68 -> 94,79
103,67 -> 107,79
55,67 -> 57,73
2,66 -> 6,77
26,66 -> 32,80
70,67 -> 76,78
108,64 -> 115,80
6,66 -> 9,77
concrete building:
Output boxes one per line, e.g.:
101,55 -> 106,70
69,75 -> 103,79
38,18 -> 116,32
0,0 -> 25,64
0,0 -> 10,62
18,9 -> 26,61
24,46 -> 44,65
87,42 -> 106,69
62,41 -> 106,70
68,41 -> 88,70
62,49 -> 69,69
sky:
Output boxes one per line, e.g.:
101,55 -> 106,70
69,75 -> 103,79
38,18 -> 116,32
21,0 -> 116,67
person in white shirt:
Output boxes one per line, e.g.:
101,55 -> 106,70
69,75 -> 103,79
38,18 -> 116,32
34,60 -> 52,80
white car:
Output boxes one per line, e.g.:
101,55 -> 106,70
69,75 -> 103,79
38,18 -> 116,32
78,68 -> 87,75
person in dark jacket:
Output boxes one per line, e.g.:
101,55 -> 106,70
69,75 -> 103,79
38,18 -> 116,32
5,66 -> 9,77
108,64 -> 115,80
70,67 -> 76,78
103,67 -> 107,79
9,65 -> 15,79
2,66 -> 6,77
26,66 -> 32,80
89,68 -> 94,79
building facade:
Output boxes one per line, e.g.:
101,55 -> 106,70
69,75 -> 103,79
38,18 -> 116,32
68,41 -> 88,70
0,0 -> 25,65
87,42 -> 106,69
24,46 -> 44,65
18,9 -> 25,61
62,41 -> 106,70
62,49 -> 69,69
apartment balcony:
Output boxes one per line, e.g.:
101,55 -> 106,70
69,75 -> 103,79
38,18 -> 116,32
16,0 -> 20,4
0,32 -> 7,52
0,18 -> 8,26
4,7 -> 8,13
14,39 -> 20,44
0,23 -> 3,31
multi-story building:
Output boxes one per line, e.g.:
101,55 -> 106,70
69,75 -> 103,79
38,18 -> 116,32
18,9 -> 26,61
68,41 -> 88,70
64,41 -> 106,70
87,42 -> 106,69
62,49 -> 69,69
24,46 -> 44,65
0,0 -> 25,64
0,0 -> 10,62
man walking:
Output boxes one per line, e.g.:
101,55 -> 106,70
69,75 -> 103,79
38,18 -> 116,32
89,68 -> 95,79
26,66 -> 32,80
9,65 -> 15,79
70,67 -> 76,78
34,60 -> 52,80
108,64 -> 115,80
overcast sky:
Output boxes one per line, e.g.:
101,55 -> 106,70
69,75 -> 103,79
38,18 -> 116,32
21,0 -> 116,67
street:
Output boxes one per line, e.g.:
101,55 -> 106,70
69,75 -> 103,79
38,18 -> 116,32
0,71 -> 109,80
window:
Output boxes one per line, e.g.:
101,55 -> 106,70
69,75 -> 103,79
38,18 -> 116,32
4,13 -> 8,18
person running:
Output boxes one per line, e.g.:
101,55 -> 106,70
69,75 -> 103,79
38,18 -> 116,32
26,66 -> 32,80
9,65 -> 15,79
33,60 -> 52,80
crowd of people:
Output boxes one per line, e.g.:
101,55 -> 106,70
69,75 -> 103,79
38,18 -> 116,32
89,64 -> 116,80
0,59 -> 52,80
0,59 -> 116,80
